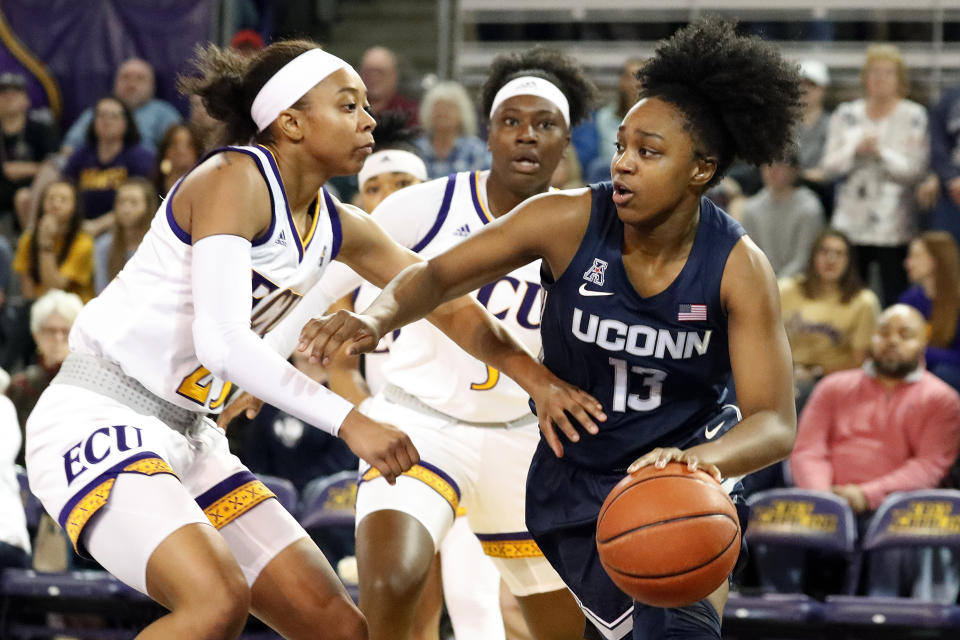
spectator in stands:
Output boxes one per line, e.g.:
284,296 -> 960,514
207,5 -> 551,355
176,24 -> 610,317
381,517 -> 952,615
359,46 -> 419,126
572,56 -> 645,183
61,95 -> 155,236
6,289 -> 82,465
927,83 -> 960,245
61,58 -> 181,153
13,180 -> 94,304
93,177 -> 156,294
791,304 -> 960,515
0,72 -> 58,234
742,152 -> 825,278
899,231 -> 960,392
822,44 -> 929,306
780,229 -> 880,408
153,123 -> 201,197
0,388 -> 29,570
230,28 -> 265,58
414,81 -> 488,178
237,350 -> 358,491
795,60 -> 834,217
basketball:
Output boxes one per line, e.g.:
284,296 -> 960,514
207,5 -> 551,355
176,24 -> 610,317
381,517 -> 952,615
595,462 -> 741,608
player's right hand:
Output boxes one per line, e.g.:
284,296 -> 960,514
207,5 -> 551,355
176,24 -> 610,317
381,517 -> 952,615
298,309 -> 383,366
338,409 -> 419,485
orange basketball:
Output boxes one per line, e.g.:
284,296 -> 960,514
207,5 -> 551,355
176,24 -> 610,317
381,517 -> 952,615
595,461 -> 741,608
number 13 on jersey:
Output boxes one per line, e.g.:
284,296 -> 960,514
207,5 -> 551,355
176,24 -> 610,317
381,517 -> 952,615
608,357 -> 665,412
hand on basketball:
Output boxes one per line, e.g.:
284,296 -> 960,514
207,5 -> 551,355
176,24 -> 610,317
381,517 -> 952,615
297,309 -> 383,366
532,376 -> 606,458
627,448 -> 722,482
339,409 -> 419,485
216,391 -> 264,430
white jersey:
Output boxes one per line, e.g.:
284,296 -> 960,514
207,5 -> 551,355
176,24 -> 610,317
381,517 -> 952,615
366,170 -> 543,423
70,144 -> 341,413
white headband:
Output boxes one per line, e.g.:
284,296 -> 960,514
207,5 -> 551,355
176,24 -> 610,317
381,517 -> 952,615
250,48 -> 350,132
358,149 -> 428,188
488,76 -> 570,126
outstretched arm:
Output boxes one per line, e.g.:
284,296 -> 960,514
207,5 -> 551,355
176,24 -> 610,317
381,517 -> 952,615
303,191 -> 607,456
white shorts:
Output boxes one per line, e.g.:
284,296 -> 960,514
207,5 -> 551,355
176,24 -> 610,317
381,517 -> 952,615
25,382 -> 307,593
355,391 -> 567,596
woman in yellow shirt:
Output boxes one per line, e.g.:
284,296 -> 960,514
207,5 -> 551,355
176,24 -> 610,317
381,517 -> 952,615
13,179 -> 95,303
779,228 -> 880,407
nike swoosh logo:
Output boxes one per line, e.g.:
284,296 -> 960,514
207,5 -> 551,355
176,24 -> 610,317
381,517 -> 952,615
578,283 -> 614,297
704,420 -> 725,440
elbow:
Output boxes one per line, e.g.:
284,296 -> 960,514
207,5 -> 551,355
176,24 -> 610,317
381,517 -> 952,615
192,315 -> 233,380
771,415 -> 798,463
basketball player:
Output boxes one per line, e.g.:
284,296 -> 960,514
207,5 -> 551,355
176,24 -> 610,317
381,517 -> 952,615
329,112 -> 503,640
24,40 -> 601,640
309,48 -> 598,640
303,19 -> 800,640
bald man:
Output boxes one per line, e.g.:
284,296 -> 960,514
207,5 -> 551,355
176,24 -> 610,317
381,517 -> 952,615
61,57 -> 182,153
359,46 -> 418,126
791,304 -> 960,513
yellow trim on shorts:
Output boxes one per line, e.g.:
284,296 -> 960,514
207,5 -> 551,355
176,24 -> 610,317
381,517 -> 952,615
64,457 -> 176,551
480,538 -> 545,559
203,480 -> 276,530
455,505 -> 467,518
362,464 -> 460,513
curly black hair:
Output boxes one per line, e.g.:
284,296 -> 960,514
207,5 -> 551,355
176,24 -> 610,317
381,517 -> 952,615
638,18 -> 802,188
372,110 -> 421,154
480,46 -> 597,128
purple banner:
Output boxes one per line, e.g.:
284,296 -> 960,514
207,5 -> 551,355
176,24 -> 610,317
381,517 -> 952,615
0,0 -> 213,130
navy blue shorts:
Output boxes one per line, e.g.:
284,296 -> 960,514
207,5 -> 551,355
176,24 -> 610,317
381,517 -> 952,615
525,405 -> 748,640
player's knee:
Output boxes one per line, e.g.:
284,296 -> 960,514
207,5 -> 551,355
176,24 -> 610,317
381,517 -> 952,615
364,568 -> 422,605
181,571 -> 251,639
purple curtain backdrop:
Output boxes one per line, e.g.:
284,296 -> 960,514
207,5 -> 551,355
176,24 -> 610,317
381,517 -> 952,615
1,0 -> 213,132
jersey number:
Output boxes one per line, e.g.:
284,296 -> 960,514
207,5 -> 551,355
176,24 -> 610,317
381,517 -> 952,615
177,366 -> 232,409
608,357 -> 665,412
470,365 -> 500,391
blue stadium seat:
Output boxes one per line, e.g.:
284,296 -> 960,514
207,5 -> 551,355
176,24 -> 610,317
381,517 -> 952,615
746,488 -> 859,595
823,490 -> 960,628
257,473 -> 299,519
297,471 -> 358,572
298,470 -> 358,531
725,488 -> 860,626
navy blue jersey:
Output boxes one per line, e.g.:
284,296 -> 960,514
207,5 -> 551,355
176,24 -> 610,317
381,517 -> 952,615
538,182 -> 745,471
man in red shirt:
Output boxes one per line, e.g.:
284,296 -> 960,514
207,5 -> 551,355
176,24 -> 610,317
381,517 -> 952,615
791,303 -> 960,512
359,46 -> 419,127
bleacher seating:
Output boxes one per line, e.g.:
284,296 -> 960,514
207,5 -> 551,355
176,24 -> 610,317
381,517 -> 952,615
452,1 -> 960,98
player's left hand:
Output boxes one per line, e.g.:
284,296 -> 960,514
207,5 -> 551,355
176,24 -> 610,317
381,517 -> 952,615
530,376 -> 606,458
216,391 -> 264,430
628,447 -> 722,483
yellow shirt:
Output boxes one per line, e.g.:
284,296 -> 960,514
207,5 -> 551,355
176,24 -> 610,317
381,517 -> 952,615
779,277 -> 880,373
14,231 -> 96,303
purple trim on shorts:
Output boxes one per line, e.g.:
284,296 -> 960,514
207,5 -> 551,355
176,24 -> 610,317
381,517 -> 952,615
56,451 -> 170,531
193,470 -> 260,511
474,531 -> 535,542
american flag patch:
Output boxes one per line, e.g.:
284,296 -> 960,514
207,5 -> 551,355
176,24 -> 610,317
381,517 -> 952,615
678,304 -> 707,321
